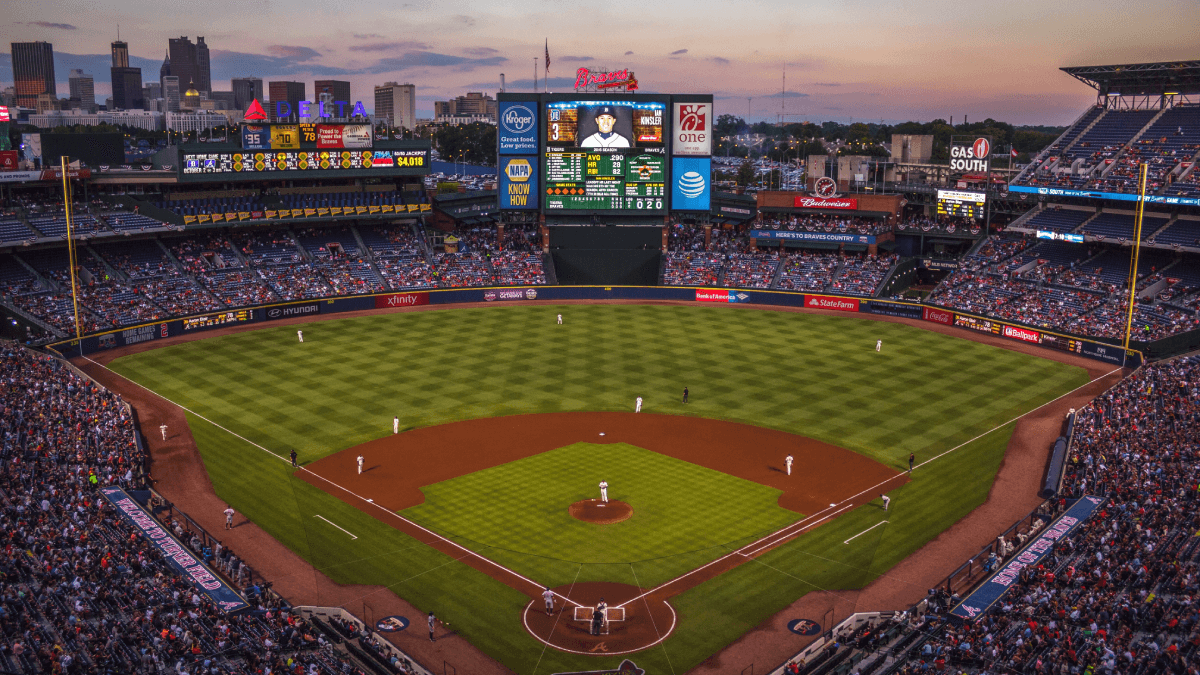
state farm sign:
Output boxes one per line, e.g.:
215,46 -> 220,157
374,292 -> 430,308
794,196 -> 857,210
804,295 -> 859,312
1002,324 -> 1041,344
673,103 -> 712,156
922,307 -> 953,325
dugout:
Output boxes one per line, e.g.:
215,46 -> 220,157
548,226 -> 662,285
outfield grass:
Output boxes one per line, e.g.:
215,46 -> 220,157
109,304 -> 1090,674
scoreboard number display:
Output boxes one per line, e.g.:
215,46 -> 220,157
544,100 -> 666,212
936,189 -> 986,219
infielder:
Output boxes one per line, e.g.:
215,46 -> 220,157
224,507 -> 235,530
159,424 -> 168,441
908,453 -> 915,473
881,493 -> 891,511
542,587 -> 554,615
876,339 -> 882,352
599,480 -> 609,503
297,330 -> 304,343
393,416 -> 399,434
635,396 -> 642,413
427,611 -> 436,642
557,314 -> 563,325
290,449 -> 298,468
682,387 -> 689,404
357,455 -> 364,475
785,454 -> 794,476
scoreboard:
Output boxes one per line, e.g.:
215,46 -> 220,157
241,123 -> 371,150
936,189 -> 986,219
543,99 -> 667,213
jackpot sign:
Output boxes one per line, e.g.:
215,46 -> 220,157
672,103 -> 712,156
950,137 -> 991,173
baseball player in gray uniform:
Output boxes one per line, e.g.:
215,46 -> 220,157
542,587 -> 554,615
599,480 -> 609,503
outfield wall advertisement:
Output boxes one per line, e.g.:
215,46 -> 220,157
804,295 -> 860,312
374,292 -> 431,308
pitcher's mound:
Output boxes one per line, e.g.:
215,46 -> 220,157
569,499 -> 633,524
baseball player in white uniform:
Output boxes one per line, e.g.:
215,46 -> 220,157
357,455 -> 364,475
159,424 -> 168,441
881,493 -> 891,511
542,587 -> 554,615
635,396 -> 642,413
599,480 -> 609,503
785,455 -> 794,476
393,416 -> 399,434
580,106 -> 631,148
876,339 -> 882,352
297,330 -> 304,343
224,507 -> 235,530
557,314 -> 562,325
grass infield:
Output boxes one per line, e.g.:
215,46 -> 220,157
109,304 -> 1088,673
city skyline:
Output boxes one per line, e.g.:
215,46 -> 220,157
2,0 -> 1198,125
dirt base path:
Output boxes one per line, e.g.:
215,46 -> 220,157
70,298 -> 1126,673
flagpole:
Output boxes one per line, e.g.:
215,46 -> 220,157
1123,162 -> 1148,351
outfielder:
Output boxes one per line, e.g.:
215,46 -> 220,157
599,480 -> 609,503
785,455 -> 794,476
635,396 -> 642,413
393,416 -> 399,434
224,507 -> 235,530
876,339 -> 882,352
297,330 -> 304,343
159,424 -> 168,441
682,387 -> 689,404
542,587 -> 554,615
557,314 -> 563,325
357,455 -> 364,475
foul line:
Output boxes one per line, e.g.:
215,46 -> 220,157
844,520 -> 887,545
313,515 -> 358,540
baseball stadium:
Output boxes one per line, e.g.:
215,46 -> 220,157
2,47 -> 1200,675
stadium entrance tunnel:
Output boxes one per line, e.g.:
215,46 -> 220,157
523,582 -> 676,655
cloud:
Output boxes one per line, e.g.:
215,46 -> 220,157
560,55 -> 593,62
463,47 -> 499,56
624,51 -> 634,56
469,76 -> 576,90
759,91 -> 810,99
454,15 -> 476,26
209,49 -> 357,79
353,33 -> 384,39
374,51 -> 506,72
265,45 -> 321,61
348,41 -> 429,53
24,21 -> 78,30
812,82 -> 841,87
670,49 -> 688,55
708,57 -> 731,65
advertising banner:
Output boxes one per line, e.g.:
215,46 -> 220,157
241,125 -> 270,150
270,125 -> 301,150
955,314 -> 1001,335
99,487 -> 250,614
921,259 -> 960,271
695,289 -> 751,303
750,230 -> 875,244
1002,324 -> 1041,344
805,295 -> 859,312
483,288 -> 539,302
922,306 -> 954,325
315,125 -> 345,148
949,137 -> 991,173
0,150 -> 18,171
182,309 -> 253,331
1036,230 -> 1085,244
500,156 -> 538,210
374,292 -> 431,308
498,101 -> 538,155
1008,184 -> 1200,208
1079,340 -> 1126,366
265,303 -> 320,320
672,157 -> 711,211
340,125 -> 372,149
672,102 -> 712,156
950,496 -> 1105,621
793,196 -> 857,210
861,300 -> 923,319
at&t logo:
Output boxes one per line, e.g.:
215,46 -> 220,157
677,171 -> 706,198
501,105 -> 535,134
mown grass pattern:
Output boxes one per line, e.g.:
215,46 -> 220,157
110,305 -> 1089,674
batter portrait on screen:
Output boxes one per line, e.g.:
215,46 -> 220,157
578,105 -> 632,148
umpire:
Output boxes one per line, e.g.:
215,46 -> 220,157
591,607 -> 603,635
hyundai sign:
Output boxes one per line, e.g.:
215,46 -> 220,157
672,157 -> 711,211
498,102 -> 538,154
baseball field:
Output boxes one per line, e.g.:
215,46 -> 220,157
105,303 -> 1090,673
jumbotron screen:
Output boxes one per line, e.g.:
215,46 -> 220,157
936,189 -> 986,219
544,100 -> 666,212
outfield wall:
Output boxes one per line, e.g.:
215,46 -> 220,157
47,286 -> 1147,368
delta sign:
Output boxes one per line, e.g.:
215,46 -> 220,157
243,98 -> 369,121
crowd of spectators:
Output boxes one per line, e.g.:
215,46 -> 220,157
663,252 -> 724,286
0,345 -> 399,675
722,253 -> 780,289
760,215 -> 890,236
776,251 -> 841,292
828,254 -> 897,296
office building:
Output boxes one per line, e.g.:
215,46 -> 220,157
30,109 -> 164,131
11,42 -> 56,108
231,77 -> 262,111
167,36 -> 211,96
268,81 -> 305,121
162,75 -> 181,113
111,68 -> 144,110
375,82 -> 416,130
434,92 -> 497,123
142,82 -> 162,101
111,40 -> 129,68
68,70 -> 96,113
314,79 -> 351,106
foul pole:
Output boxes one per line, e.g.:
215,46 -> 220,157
1123,162 -> 1148,351
60,156 -> 84,348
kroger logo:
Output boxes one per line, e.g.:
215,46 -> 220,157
677,171 -> 705,198
501,105 -> 535,134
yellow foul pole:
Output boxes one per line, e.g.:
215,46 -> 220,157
1123,162 -> 1147,351
61,157 -> 83,342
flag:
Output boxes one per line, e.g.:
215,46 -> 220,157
1010,147 -> 1018,158
544,39 -> 550,80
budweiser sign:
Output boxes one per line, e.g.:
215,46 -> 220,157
804,295 -> 859,312
1002,325 -> 1041,344
794,196 -> 857,210
922,307 -> 953,325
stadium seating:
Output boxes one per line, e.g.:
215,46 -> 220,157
102,210 -> 169,232
722,253 -> 779,289
663,251 -> 724,286
1021,208 -> 1093,233
0,217 -> 36,243
359,225 -> 436,290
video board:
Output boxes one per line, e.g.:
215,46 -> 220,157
544,100 -> 666,212
936,189 -> 986,219
241,123 -> 372,151
183,149 -> 428,176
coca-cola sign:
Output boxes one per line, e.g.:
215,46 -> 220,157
922,307 -> 953,325
1002,325 -> 1041,344
794,196 -> 857,210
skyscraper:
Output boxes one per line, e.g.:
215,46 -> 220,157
195,37 -> 211,95
11,42 -> 56,108
111,40 -> 129,68
68,70 -> 95,112
167,37 -> 210,95
110,39 -> 143,111
267,81 -> 305,121
314,80 -> 352,110
162,76 -> 181,113
375,82 -> 416,130
231,77 -> 263,111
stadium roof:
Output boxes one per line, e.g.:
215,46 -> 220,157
1061,61 -> 1200,96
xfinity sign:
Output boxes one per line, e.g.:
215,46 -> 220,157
498,101 -> 538,154
949,137 -> 991,173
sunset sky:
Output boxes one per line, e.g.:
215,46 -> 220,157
4,0 -> 1198,125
